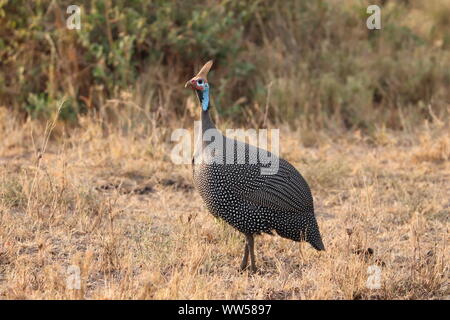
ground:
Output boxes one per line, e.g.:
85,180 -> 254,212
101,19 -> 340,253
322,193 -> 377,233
0,112 -> 448,299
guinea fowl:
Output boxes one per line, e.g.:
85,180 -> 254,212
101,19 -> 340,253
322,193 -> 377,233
185,61 -> 325,272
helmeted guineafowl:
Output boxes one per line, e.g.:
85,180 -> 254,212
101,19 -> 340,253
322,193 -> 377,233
185,61 -> 325,272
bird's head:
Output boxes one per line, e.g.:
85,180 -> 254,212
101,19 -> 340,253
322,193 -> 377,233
185,60 -> 213,111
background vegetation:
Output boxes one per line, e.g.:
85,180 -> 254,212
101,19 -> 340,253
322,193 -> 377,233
0,0 -> 448,300
1,0 -> 449,131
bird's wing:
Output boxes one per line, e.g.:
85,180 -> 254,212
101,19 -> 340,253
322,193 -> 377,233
227,158 -> 314,214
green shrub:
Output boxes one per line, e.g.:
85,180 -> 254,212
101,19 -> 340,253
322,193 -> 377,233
0,0 -> 449,130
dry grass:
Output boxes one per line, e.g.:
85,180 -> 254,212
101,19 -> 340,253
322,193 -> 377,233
0,108 -> 448,300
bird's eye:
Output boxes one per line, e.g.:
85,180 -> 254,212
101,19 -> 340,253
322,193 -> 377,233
197,79 -> 203,85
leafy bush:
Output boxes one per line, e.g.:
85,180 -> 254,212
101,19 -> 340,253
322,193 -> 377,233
0,0 -> 449,130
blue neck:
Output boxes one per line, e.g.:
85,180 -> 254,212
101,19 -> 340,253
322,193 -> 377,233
196,85 -> 210,111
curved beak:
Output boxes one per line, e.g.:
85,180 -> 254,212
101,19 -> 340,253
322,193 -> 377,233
185,78 -> 195,89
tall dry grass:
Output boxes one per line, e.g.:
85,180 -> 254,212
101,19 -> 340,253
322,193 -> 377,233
0,103 -> 448,299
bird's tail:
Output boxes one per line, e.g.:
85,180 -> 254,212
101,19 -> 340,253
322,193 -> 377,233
305,214 -> 325,251
310,236 -> 325,251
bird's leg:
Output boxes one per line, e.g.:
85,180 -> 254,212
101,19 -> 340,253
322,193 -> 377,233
240,241 -> 249,271
246,234 -> 257,273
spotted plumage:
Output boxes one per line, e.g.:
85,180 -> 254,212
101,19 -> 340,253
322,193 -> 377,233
186,61 -> 324,272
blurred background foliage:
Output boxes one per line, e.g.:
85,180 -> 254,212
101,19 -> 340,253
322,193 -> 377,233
0,0 -> 449,131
